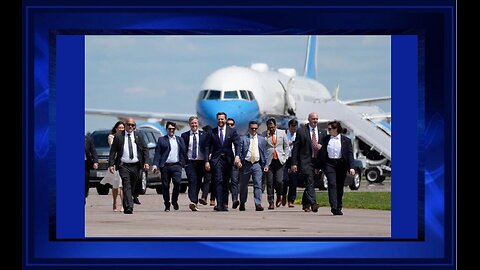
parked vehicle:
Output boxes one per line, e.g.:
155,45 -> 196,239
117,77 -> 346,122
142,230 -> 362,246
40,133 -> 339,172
88,127 -> 188,195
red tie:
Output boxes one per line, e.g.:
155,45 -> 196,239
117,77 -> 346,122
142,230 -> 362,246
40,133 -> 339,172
272,133 -> 278,159
311,129 -> 317,158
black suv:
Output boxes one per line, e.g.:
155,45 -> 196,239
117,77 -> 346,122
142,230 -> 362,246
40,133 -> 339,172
88,127 -> 189,195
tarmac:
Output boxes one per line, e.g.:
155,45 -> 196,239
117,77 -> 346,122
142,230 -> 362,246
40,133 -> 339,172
85,182 -> 391,237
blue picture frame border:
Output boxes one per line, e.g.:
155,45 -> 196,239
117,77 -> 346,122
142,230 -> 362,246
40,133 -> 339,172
22,1 -> 455,269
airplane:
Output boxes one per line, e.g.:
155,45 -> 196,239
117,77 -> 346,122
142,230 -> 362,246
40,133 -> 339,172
86,36 -> 391,182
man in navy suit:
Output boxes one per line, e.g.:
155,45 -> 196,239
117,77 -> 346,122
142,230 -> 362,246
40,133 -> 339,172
205,112 -> 241,211
108,118 -> 149,214
152,121 -> 187,212
238,121 -> 268,211
181,116 -> 209,211
317,121 -> 355,215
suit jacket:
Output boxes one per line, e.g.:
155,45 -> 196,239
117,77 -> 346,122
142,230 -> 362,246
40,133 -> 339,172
238,134 -> 267,168
181,130 -> 208,161
108,131 -> 148,168
262,129 -> 290,166
85,135 -> 98,167
153,135 -> 187,168
205,126 -> 240,166
291,124 -> 325,171
317,134 -> 355,170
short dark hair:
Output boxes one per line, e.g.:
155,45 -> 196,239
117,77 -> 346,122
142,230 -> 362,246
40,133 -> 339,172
288,119 -> 298,127
227,118 -> 235,124
166,121 -> 176,129
248,120 -> 259,127
216,112 -> 227,118
266,118 -> 276,126
328,120 -> 343,133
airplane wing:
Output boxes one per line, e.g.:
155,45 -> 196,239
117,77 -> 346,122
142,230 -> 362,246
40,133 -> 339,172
341,96 -> 391,105
85,108 -> 192,127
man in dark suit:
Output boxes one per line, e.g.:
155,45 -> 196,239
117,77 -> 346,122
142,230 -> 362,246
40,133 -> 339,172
181,116 -> 209,211
152,121 -> 187,212
108,118 -> 149,214
85,135 -> 98,203
317,121 -> 355,215
291,112 -> 324,213
205,112 -> 241,211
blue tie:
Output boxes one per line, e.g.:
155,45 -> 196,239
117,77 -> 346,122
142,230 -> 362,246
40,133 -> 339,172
127,133 -> 134,159
219,128 -> 224,145
192,132 -> 197,159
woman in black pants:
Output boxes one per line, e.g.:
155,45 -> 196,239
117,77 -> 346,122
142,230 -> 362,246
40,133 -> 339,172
318,121 -> 355,215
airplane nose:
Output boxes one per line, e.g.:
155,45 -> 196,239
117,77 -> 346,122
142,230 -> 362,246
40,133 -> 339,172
197,100 -> 260,133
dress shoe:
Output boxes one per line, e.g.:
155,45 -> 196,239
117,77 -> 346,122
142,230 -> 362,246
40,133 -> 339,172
255,204 -> 264,211
239,203 -> 246,211
331,209 -> 343,215
268,202 -> 275,210
164,202 -> 171,212
276,196 -> 282,207
303,205 -> 311,212
232,200 -> 240,209
133,197 -> 141,205
288,202 -> 295,208
189,203 -> 199,211
281,196 -> 287,206
198,198 -> 208,205
172,202 -> 179,210
210,199 -> 216,206
123,208 -> 133,214
311,203 -> 320,213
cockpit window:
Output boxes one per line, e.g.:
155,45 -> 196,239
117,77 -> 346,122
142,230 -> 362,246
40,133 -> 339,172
240,90 -> 249,100
223,91 -> 239,99
198,90 -> 208,100
206,90 -> 221,100
248,91 -> 255,100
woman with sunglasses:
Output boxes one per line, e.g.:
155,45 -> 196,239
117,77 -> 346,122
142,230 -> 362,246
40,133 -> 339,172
318,120 -> 355,215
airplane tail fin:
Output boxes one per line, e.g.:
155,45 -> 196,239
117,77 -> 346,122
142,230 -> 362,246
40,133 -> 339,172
303,35 -> 317,79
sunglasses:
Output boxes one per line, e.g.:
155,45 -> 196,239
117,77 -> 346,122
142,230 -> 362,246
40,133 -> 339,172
327,127 -> 336,131
250,127 -> 258,130
126,123 -> 136,127
167,127 -> 176,130
226,123 -> 235,126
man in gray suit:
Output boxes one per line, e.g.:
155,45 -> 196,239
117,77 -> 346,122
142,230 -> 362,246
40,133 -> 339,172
237,121 -> 268,211
263,118 -> 290,209
291,112 -> 324,213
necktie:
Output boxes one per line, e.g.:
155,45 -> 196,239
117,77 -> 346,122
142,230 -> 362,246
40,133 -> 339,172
250,135 -> 257,163
127,133 -> 134,159
219,128 -> 224,145
192,132 -> 197,159
272,133 -> 278,160
311,128 -> 317,158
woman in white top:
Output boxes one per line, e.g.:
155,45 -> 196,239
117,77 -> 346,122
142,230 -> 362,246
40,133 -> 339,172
100,121 -> 125,211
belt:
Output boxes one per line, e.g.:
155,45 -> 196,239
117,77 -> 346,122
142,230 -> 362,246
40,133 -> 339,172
121,161 -> 139,166
244,160 -> 259,165
165,162 -> 180,166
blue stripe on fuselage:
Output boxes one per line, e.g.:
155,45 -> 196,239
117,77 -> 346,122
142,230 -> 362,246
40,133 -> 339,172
197,99 -> 260,135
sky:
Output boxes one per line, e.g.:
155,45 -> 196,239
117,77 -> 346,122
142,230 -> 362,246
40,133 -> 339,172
85,35 -> 391,133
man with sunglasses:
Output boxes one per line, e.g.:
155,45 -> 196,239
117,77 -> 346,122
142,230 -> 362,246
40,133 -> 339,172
152,122 -> 188,212
108,118 -> 149,214
226,118 -> 241,209
237,121 -> 268,211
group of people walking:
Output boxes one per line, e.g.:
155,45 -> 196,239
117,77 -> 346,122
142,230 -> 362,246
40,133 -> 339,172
86,111 -> 355,216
